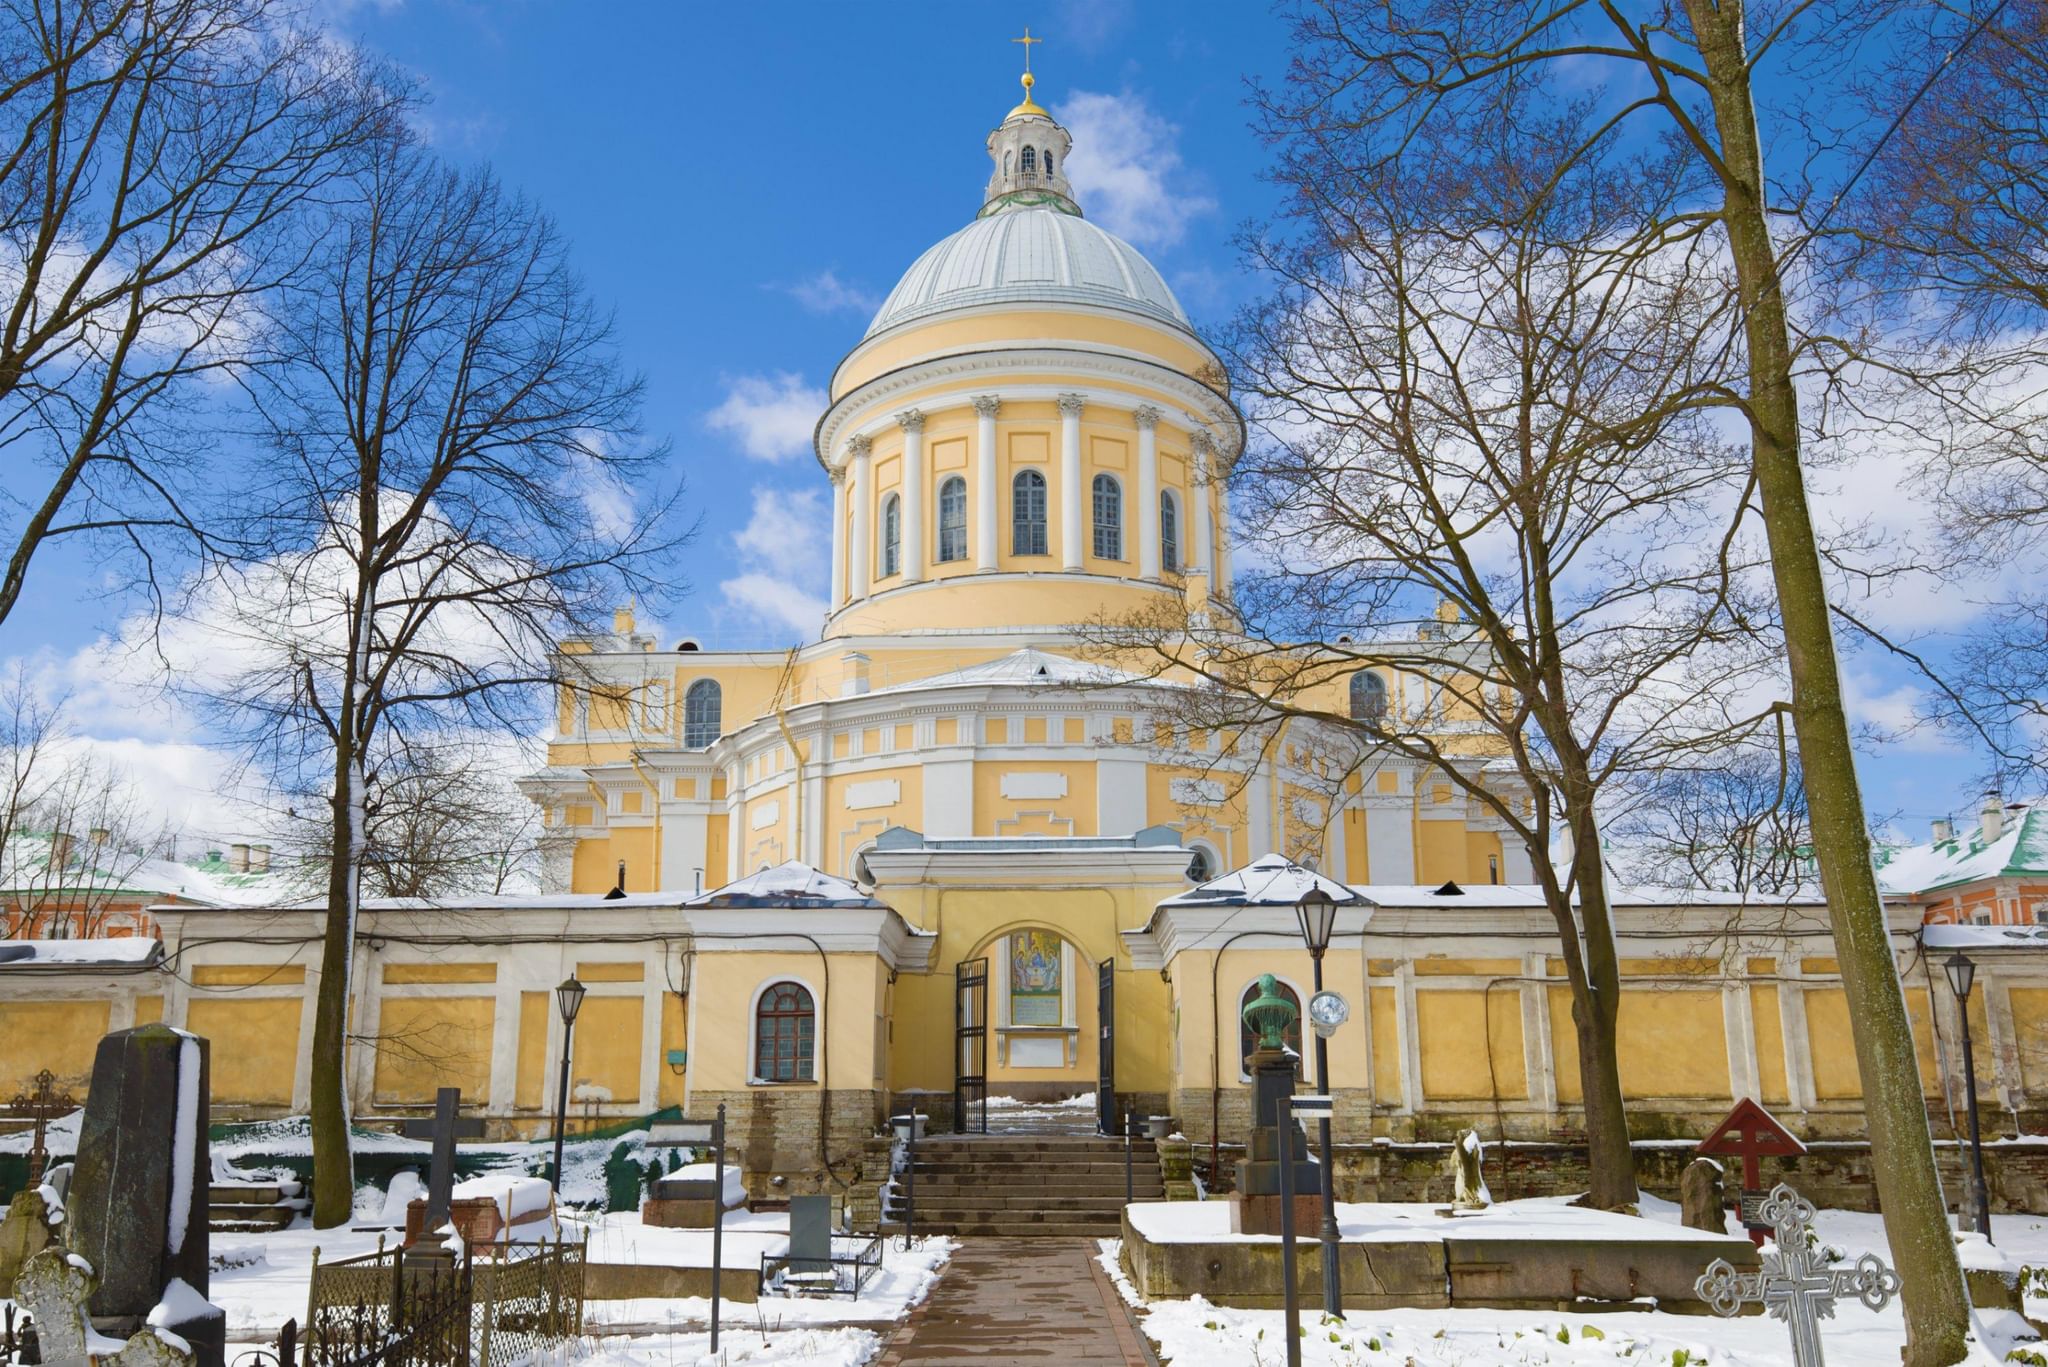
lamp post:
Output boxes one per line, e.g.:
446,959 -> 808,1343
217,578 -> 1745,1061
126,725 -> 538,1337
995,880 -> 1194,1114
1294,885 -> 1344,1320
551,974 -> 587,1191
1944,951 -> 1993,1239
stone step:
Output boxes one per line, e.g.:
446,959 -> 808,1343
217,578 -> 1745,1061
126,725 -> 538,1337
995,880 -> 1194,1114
892,1188 -> 1163,1213
907,1161 -> 1161,1178
209,1182 -> 290,1206
890,1198 -> 1147,1218
881,1219 -> 1122,1238
903,1178 -> 1163,1197
208,1208 -> 294,1233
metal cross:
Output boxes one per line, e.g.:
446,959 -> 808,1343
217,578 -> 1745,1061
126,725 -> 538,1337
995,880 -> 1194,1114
6,1069 -> 78,1186
1696,1183 -> 1901,1367
1012,27 -> 1042,74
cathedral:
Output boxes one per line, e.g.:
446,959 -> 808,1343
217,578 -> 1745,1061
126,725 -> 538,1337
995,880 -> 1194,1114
3,73 -> 2042,1203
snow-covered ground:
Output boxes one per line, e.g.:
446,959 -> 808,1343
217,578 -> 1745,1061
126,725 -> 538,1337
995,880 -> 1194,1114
1103,1194 -> 2048,1367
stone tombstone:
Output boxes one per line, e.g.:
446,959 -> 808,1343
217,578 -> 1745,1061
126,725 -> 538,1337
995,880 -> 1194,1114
14,1247 -> 194,1365
0,1183 -> 56,1293
1451,1130 -> 1490,1211
1229,974 -> 1320,1236
789,1193 -> 833,1276
66,1025 -> 224,1366
1681,1157 -> 1729,1234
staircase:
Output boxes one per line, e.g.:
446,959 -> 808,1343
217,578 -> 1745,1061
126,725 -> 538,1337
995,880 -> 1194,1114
885,1132 -> 1164,1238
208,1180 -> 301,1233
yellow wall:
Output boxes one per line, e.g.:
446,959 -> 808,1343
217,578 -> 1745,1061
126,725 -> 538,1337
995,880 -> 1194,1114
185,998 -> 301,1105
1416,988 -> 1527,1101
834,309 -> 1217,396
372,997 -> 494,1104
575,996 -> 644,1106
0,1000 -> 110,1093
684,951 -> 883,1091
516,991 -> 548,1110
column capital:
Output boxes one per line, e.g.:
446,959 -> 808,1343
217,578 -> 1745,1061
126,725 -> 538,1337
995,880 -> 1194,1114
1191,428 -> 1216,454
1056,392 -> 1086,418
828,463 -> 847,487
1133,404 -> 1162,431
848,433 -> 872,461
972,394 -> 1002,418
895,408 -> 927,433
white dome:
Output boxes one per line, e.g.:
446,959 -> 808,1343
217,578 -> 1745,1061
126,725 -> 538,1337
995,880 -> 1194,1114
865,208 -> 1191,340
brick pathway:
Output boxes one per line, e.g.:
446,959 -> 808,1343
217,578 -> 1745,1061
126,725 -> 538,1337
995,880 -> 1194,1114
877,1238 -> 1151,1365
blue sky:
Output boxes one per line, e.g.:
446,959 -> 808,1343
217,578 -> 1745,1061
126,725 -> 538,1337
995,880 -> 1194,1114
0,1 -> 1987,842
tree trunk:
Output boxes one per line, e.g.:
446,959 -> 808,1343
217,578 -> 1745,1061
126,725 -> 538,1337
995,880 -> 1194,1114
308,747 -> 360,1228
1688,5 -> 1971,1359
1566,804 -> 1638,1209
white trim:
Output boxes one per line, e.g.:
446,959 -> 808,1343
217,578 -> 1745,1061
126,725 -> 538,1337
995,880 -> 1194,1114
747,974 -> 821,1085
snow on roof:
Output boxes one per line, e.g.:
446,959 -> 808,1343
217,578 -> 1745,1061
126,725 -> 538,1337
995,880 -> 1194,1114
1351,884 -> 1552,909
1920,923 -> 2048,951
1161,853 -> 1364,908
868,647 -> 1141,695
0,937 -> 162,967
0,830 -> 282,907
683,860 -> 884,909
1876,802 -> 2048,897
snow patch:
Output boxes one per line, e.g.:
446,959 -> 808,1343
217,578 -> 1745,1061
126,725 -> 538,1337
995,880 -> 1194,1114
167,1032 -> 200,1255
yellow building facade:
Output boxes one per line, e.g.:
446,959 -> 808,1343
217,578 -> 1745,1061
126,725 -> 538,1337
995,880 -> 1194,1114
8,81 -> 2048,1203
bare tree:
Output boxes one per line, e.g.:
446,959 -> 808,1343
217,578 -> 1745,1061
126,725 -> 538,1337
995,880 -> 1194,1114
1256,3 -> 1974,1350
1092,121 -> 1773,1208
269,738 -> 544,900
0,0 -> 404,626
1609,745 -> 1813,896
0,668 -> 174,938
207,139 -> 680,1226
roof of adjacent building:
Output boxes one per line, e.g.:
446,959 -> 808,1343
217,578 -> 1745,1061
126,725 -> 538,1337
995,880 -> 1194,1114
1160,853 -> 1364,909
0,831 -> 280,906
864,207 -> 1190,340
1875,802 -> 2048,897
867,646 -> 1139,696
682,860 -> 884,909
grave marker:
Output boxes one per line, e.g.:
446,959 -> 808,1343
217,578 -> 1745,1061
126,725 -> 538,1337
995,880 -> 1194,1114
5,1068 -> 77,1187
1696,1182 -> 1899,1367
1697,1097 -> 1806,1247
399,1087 -> 485,1230
65,1025 -> 224,1366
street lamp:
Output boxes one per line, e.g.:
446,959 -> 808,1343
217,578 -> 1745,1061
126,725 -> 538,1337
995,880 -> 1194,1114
551,975 -> 587,1192
1294,884 -> 1344,1320
1944,951 -> 1992,1238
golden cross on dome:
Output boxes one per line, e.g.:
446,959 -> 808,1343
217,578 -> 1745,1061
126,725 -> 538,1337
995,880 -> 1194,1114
1012,27 -> 1042,75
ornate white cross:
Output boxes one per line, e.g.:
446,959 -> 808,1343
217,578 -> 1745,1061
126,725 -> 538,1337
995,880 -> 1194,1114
1696,1183 -> 1901,1367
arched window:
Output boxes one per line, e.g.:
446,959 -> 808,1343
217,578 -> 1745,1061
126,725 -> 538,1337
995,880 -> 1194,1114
753,980 -> 816,1082
1238,979 -> 1305,1075
1092,474 -> 1122,560
1020,145 -> 1037,174
1349,672 -> 1388,724
1160,491 -> 1180,573
683,679 -> 722,749
881,493 -> 901,578
1044,151 -> 1055,177
1013,470 -> 1048,556
937,476 -> 967,563
1186,842 -> 1217,883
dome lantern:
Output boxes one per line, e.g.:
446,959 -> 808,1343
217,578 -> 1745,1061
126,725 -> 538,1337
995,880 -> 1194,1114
982,35 -> 1079,219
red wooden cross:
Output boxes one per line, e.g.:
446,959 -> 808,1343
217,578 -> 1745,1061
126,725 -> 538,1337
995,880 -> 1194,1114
1697,1098 -> 1806,1247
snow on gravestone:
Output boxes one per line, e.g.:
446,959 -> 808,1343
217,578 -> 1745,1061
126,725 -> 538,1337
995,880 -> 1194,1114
66,1025 -> 226,1367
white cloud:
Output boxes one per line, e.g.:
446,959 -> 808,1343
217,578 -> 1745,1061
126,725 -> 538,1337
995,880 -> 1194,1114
704,372 -> 827,463
718,486 -> 828,635
1060,90 -> 1216,249
775,270 -> 879,317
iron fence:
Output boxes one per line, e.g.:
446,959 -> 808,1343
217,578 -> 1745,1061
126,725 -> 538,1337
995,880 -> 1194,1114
759,1233 -> 884,1298
304,1236 -> 584,1367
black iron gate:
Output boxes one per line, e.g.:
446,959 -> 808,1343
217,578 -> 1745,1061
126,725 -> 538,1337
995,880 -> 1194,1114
1097,957 -> 1116,1135
955,957 -> 988,1134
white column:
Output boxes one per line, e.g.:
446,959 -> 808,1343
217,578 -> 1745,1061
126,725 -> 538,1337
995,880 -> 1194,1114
848,435 -> 872,600
829,467 -> 847,606
897,408 -> 926,584
1192,430 -> 1215,578
1058,393 -> 1085,571
1213,442 -> 1234,599
973,395 -> 1000,571
1135,405 -> 1161,579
